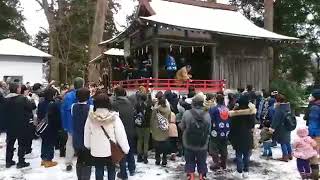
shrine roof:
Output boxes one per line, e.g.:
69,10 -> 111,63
100,0 -> 298,45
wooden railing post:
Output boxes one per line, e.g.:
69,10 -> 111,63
186,79 -> 190,91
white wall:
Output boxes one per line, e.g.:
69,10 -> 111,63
0,55 -> 44,85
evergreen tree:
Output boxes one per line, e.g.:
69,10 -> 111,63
0,0 -> 30,42
229,0 -> 320,84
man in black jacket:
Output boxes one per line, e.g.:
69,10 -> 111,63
3,83 -> 36,169
112,86 -> 136,179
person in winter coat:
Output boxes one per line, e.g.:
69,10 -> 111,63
128,86 -> 146,107
3,83 -> 36,169
257,91 -> 270,129
151,95 -> 171,167
180,94 -> 211,180
38,88 -> 61,168
209,94 -> 230,171
227,93 -> 237,110
112,86 -> 136,179
228,95 -> 256,179
165,90 -> 179,114
135,93 -> 152,164
259,120 -> 273,159
176,65 -> 192,81
72,88 -> 92,180
0,81 -> 8,133
293,127 -> 318,179
165,54 -> 177,79
270,94 -> 293,162
84,93 -> 130,180
20,85 -> 37,159
244,85 -> 257,104
307,89 -> 320,180
61,77 -> 86,171
204,93 -> 216,112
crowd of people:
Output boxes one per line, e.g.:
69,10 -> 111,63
0,79 -> 320,180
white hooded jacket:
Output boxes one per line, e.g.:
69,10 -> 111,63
84,108 -> 130,158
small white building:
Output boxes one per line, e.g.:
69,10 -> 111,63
0,38 -> 52,85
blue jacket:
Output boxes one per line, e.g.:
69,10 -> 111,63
209,104 -> 230,140
165,55 -> 177,71
61,90 -> 92,134
72,103 -> 90,150
61,90 -> 77,133
308,100 -> 320,137
265,98 -> 276,121
257,99 -> 265,120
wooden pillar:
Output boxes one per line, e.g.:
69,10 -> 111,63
264,0 -> 274,88
152,40 -> 159,79
211,45 -> 218,80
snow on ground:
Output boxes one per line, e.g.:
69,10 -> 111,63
0,116 -> 306,180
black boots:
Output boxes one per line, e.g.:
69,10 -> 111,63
16,162 -> 30,169
138,154 -> 149,164
5,161 -> 16,168
137,154 -> 143,163
143,154 -> 148,164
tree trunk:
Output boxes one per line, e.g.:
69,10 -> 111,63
48,31 -> 60,84
36,0 -> 62,84
88,0 -> 107,82
264,0 -> 275,84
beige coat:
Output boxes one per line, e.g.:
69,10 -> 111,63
151,104 -> 171,142
168,112 -> 178,138
84,109 -> 130,158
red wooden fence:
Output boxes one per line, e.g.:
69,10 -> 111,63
112,78 -> 226,93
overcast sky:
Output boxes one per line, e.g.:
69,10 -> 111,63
20,0 -> 229,37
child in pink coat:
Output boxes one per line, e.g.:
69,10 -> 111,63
293,127 -> 318,179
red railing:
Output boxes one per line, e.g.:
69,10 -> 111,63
112,78 -> 226,93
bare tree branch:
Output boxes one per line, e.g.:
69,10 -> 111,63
35,0 -> 43,7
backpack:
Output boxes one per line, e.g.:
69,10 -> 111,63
283,111 -> 297,131
134,103 -> 145,127
156,110 -> 169,131
134,112 -> 145,127
36,101 -> 54,136
186,109 -> 210,147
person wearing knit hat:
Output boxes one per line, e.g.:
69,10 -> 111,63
180,92 -> 211,180
307,89 -> 320,179
192,93 -> 205,108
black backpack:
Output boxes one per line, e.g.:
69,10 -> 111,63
134,103 -> 146,127
186,109 -> 210,147
283,111 -> 297,131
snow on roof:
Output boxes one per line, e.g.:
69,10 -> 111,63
89,48 -> 124,63
104,48 -> 124,56
0,38 -> 52,58
140,0 -> 298,40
